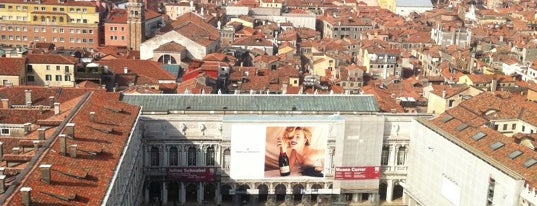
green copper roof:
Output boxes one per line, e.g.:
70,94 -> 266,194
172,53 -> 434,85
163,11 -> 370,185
120,94 -> 379,113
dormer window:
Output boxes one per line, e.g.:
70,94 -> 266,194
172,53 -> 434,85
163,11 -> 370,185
1,128 -> 9,135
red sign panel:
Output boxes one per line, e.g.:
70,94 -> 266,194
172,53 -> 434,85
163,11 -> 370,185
334,166 -> 381,180
167,167 -> 217,182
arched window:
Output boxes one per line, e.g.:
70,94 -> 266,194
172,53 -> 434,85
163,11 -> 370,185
33,16 -> 37,21
188,146 -> 197,166
40,16 -> 45,22
59,17 -> 64,22
397,146 -> 406,165
169,146 -> 178,166
157,54 -> 177,64
381,146 -> 389,165
206,146 -> 215,166
52,16 -> 56,22
150,146 -> 159,166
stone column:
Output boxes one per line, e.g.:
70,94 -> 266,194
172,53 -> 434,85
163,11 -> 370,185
162,182 -> 168,204
144,146 -> 151,167
386,180 -> 394,202
352,193 -> 359,202
180,182 -> 186,204
197,182 -> 204,204
215,145 -> 221,166
197,145 -> 203,166
144,186 -> 150,204
181,145 -> 188,166
163,145 -> 169,167
215,182 -> 222,205
394,145 -> 401,166
388,145 -> 396,170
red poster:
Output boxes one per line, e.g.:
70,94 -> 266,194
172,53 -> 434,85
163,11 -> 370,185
167,167 -> 217,182
334,166 -> 381,180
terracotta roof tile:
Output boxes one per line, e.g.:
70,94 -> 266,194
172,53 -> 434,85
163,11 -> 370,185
0,58 -> 26,76
5,91 -> 140,206
26,54 -> 77,65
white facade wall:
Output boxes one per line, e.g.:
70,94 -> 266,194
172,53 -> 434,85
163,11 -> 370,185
140,31 -> 218,60
254,14 -> 317,30
395,6 -> 433,17
406,120 -> 525,206
102,113 -> 144,206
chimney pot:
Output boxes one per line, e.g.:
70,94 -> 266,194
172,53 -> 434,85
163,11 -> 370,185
20,187 -> 32,206
90,112 -> 95,122
49,96 -> 55,107
38,128 -> 45,140
65,123 -> 75,139
33,141 -> 40,152
60,134 -> 66,156
38,105 -> 43,114
69,144 -> 77,158
39,164 -> 51,184
0,175 -> 5,194
54,102 -> 60,115
12,147 -> 20,155
25,90 -> 32,108
24,123 -> 31,134
1,99 -> 9,109
124,67 -> 128,74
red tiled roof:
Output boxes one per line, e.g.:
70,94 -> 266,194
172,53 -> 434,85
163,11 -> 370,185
98,59 -> 176,85
26,54 -> 76,65
429,92 -> 537,188
106,9 -> 162,24
0,58 -> 25,76
0,86 -> 100,106
5,91 -> 140,206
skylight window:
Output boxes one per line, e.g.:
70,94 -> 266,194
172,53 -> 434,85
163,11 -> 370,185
523,159 -> 537,168
471,132 -> 486,141
441,115 -> 454,123
508,150 -> 522,159
489,142 -> 504,151
455,123 -> 468,131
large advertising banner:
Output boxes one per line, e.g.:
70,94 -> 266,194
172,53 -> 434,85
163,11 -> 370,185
230,124 -> 328,179
334,166 -> 381,180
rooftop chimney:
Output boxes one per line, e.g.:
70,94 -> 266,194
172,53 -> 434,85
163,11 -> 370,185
60,134 -> 66,156
1,99 -> 10,109
38,105 -> 43,114
0,175 -> 5,194
54,102 -> 60,115
21,187 -> 31,206
69,144 -> 77,158
0,167 -> 4,175
33,141 -> 40,152
442,90 -> 446,98
65,123 -> 75,139
124,67 -> 128,74
38,128 -> 45,140
12,147 -> 20,155
49,96 -> 55,107
39,164 -> 51,184
491,79 -> 498,93
89,112 -> 95,122
24,123 -> 31,134
25,90 -> 32,108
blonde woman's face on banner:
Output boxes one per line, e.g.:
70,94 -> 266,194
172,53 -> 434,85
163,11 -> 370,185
288,129 -> 307,152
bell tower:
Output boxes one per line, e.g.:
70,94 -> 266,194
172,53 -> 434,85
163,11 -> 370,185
126,0 -> 144,51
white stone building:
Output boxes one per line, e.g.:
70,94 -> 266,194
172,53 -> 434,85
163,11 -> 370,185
121,94 -> 429,205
